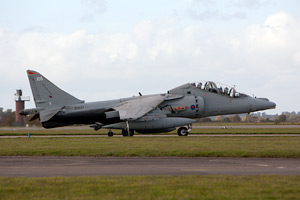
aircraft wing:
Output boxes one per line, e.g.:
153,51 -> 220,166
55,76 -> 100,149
113,94 -> 166,121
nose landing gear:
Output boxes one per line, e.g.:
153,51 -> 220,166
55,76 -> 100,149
177,124 -> 192,136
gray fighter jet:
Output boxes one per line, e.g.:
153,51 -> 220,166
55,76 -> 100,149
20,70 -> 276,136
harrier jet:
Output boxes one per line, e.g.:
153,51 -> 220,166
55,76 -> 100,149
20,70 -> 276,136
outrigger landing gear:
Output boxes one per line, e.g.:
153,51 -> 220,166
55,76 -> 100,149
108,130 -> 113,137
177,124 -> 192,136
90,122 -> 102,131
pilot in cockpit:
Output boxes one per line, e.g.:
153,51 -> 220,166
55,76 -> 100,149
218,86 -> 223,94
224,87 -> 229,95
197,82 -> 202,89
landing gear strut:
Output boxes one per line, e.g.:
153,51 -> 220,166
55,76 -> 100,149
122,120 -> 134,136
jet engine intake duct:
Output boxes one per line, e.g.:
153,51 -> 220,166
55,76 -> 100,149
163,95 -> 204,118
195,96 -> 205,118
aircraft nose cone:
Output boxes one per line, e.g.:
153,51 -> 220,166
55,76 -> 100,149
269,101 -> 276,109
264,100 -> 276,109
253,98 -> 276,111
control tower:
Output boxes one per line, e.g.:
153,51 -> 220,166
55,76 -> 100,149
15,89 -> 30,126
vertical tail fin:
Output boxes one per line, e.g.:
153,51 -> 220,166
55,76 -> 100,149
27,70 -> 84,108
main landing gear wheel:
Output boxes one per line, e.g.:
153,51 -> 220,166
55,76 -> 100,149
129,130 -> 134,136
122,121 -> 134,137
122,129 -> 128,136
122,129 -> 134,137
178,127 -> 189,136
108,131 -> 113,137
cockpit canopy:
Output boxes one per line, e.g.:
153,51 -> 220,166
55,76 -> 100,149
190,81 -> 249,98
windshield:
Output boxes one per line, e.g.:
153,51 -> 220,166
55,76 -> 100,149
190,81 -> 249,98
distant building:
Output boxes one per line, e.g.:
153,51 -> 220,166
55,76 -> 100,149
15,89 -> 29,126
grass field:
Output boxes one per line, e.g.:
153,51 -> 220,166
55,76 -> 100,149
1,136 -> 300,157
1,175 -> 300,200
1,128 -> 300,199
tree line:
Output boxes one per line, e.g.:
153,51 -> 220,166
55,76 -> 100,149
0,108 -> 40,127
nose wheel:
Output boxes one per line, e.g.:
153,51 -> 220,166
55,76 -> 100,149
177,124 -> 192,136
177,127 -> 188,136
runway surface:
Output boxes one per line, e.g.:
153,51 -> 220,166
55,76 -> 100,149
1,157 -> 300,177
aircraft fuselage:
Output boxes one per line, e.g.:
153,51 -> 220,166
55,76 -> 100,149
21,70 -> 276,136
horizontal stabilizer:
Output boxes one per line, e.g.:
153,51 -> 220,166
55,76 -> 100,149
39,105 -> 63,122
29,113 -> 40,121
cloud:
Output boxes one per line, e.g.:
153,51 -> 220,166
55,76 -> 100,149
191,0 -> 216,7
188,9 -> 247,21
187,0 -> 247,21
23,26 -> 45,33
293,51 -> 300,66
0,11 -> 300,113
242,12 -> 300,59
80,12 -> 95,23
187,0 -> 271,21
229,0 -> 269,9
80,0 -> 107,23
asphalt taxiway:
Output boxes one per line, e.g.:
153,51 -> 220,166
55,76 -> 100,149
1,157 -> 300,177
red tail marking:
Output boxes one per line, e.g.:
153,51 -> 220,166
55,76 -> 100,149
28,71 -> 37,75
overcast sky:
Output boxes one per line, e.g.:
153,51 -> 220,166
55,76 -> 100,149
1,0 -> 300,114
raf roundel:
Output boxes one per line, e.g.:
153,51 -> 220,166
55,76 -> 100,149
190,105 -> 196,110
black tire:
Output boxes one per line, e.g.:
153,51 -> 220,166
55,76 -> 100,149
108,131 -> 113,137
122,129 -> 128,136
129,130 -> 134,136
178,127 -> 188,136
